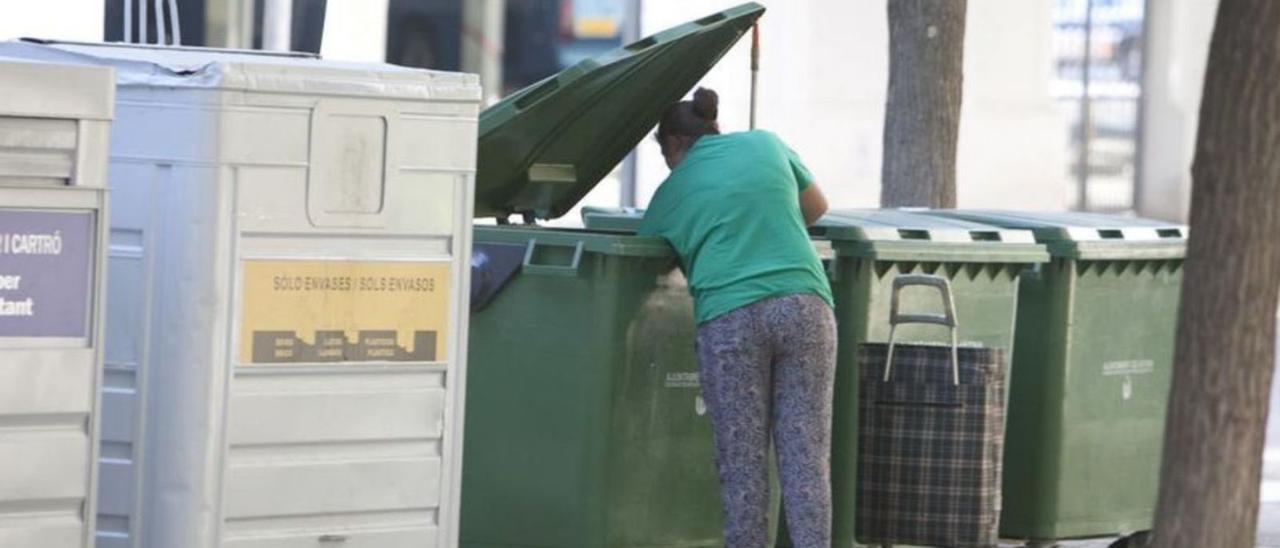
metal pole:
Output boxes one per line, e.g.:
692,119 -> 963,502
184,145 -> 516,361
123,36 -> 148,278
139,0 -> 149,44
462,0 -> 507,106
619,0 -> 642,208
263,0 -> 294,51
1078,0 -> 1094,211
1133,0 -> 1152,215
123,0 -> 133,43
216,0 -> 257,49
154,0 -> 167,45
238,0 -> 257,49
167,0 -> 181,45
750,23 -> 760,129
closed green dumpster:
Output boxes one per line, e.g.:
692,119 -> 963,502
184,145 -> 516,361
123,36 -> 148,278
809,210 -> 1049,548
924,210 -> 1187,546
460,4 -> 767,547
583,208 -> 1050,547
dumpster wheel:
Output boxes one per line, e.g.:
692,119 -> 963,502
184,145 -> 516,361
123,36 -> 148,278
1107,530 -> 1151,548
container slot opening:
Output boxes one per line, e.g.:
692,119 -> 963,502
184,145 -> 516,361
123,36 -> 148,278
897,229 -> 930,240
515,79 -> 561,111
1157,228 -> 1183,239
0,117 -> 77,184
0,176 -> 68,186
529,244 -> 578,268
625,37 -> 657,51
970,231 -> 1001,242
696,13 -> 728,25
1098,229 -> 1124,239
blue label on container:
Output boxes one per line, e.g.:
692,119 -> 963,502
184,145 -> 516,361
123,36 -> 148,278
0,209 -> 95,338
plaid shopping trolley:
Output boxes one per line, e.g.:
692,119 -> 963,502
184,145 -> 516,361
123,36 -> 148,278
856,274 -> 1007,548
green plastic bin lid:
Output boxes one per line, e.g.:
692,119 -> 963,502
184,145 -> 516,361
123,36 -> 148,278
813,209 -> 1048,264
923,210 -> 1187,260
814,209 -> 1037,244
582,206 -> 1041,243
580,207 -> 1049,264
581,206 -> 647,232
474,3 -> 765,221
581,206 -> 1039,243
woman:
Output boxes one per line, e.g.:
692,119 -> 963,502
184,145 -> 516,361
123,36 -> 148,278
639,88 -> 837,548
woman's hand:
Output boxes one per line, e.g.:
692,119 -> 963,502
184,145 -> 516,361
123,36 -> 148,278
799,183 -> 829,226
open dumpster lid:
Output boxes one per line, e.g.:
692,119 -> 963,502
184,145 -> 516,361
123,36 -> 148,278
474,2 -> 765,221
923,210 -> 1187,260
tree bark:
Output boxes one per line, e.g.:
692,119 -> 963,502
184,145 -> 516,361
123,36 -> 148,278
880,0 -> 965,209
1152,1 -> 1280,546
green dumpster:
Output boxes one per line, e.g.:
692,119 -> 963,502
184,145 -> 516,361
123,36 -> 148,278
460,4 -> 768,547
924,210 -> 1187,546
803,209 -> 1050,547
582,208 -> 1050,547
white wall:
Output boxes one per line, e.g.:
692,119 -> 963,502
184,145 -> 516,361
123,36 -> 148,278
636,0 -> 884,208
0,0 -> 104,42
958,0 -> 1067,211
1138,0 -> 1219,222
634,0 -> 1067,211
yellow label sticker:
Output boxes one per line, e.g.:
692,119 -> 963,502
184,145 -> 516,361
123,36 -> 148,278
239,260 -> 450,364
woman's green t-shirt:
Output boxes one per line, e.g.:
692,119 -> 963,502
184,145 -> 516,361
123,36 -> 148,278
638,130 -> 834,324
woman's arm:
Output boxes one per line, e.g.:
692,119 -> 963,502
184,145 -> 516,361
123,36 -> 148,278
799,183 -> 829,226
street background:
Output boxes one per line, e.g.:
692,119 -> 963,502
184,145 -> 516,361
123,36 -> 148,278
0,1 -> 1264,546
0,0 -> 1221,223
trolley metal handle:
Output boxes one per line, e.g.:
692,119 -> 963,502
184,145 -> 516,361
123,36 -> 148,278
884,274 -> 961,385
522,239 -> 585,277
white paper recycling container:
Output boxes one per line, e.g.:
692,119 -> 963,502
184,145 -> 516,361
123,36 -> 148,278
0,56 -> 113,548
0,40 -> 481,548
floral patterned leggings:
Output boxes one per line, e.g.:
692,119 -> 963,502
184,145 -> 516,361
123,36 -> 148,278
695,293 -> 837,548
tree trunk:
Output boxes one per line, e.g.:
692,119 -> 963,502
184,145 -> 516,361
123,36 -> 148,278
880,0 -> 965,209
1152,1 -> 1280,546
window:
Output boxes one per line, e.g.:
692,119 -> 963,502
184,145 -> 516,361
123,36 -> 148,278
1053,0 -> 1145,213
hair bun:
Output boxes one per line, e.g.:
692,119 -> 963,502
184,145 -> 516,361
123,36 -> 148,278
691,87 -> 719,121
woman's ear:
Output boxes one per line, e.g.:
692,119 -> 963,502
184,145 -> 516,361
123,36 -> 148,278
659,132 -> 705,155
658,135 -> 676,155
